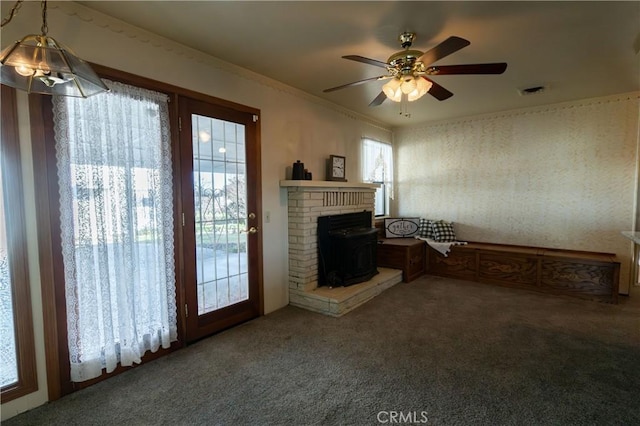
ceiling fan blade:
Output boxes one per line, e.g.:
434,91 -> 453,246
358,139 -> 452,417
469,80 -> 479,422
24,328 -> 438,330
342,55 -> 389,68
418,36 -> 471,65
423,77 -> 453,101
323,75 -> 390,93
427,63 -> 508,75
369,91 -> 387,107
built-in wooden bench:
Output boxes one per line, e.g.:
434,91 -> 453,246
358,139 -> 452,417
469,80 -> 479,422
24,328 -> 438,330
426,242 -> 620,303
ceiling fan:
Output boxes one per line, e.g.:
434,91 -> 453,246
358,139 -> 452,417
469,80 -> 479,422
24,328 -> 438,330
323,32 -> 507,106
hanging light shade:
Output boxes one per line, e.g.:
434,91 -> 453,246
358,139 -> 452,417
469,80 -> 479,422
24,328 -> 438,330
400,75 -> 417,95
407,76 -> 433,102
0,1 -> 108,97
382,77 -> 403,102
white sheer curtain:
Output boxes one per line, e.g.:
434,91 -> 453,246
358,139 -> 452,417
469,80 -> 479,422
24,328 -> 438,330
53,80 -> 177,382
362,138 -> 394,215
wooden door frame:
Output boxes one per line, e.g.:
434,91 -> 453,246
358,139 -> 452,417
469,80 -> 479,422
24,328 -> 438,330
1,85 -> 38,403
31,63 -> 263,400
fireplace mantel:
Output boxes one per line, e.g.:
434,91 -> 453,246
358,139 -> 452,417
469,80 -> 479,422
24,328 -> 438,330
280,180 -> 380,189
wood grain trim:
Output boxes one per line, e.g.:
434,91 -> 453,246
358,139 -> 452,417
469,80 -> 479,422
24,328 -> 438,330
248,107 -> 264,316
28,93 -> 71,400
1,85 -> 38,403
168,93 -> 189,344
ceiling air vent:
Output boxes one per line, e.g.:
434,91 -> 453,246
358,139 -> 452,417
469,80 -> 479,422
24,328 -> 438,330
518,85 -> 546,96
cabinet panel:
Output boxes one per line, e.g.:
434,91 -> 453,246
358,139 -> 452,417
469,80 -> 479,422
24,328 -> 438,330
406,243 -> 426,282
428,246 -> 476,280
478,252 -> 538,286
378,246 -> 406,270
541,259 -> 617,298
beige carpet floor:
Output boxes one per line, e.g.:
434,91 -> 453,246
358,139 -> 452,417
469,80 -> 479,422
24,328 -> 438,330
5,275 -> 640,425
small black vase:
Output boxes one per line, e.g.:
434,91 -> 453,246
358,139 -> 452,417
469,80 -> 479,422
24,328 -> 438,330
292,160 -> 305,180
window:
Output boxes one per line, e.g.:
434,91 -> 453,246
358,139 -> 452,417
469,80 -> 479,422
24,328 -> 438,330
1,85 -> 38,402
362,138 -> 393,216
52,80 -> 177,382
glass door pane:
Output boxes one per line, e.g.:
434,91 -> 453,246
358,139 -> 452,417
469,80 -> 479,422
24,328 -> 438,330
192,114 -> 248,315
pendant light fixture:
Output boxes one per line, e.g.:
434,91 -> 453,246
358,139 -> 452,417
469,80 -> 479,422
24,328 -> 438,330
0,0 -> 108,97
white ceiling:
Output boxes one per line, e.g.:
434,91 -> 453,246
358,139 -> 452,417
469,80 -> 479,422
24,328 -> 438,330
76,1 -> 639,127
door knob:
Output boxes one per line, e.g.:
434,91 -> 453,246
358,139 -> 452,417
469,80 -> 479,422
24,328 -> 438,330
244,226 -> 258,234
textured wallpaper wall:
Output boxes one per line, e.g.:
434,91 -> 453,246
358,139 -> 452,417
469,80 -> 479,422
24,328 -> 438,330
395,93 -> 639,293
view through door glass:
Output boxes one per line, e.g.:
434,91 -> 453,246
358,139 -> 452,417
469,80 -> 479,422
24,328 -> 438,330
0,147 -> 18,388
193,114 -> 248,314
180,97 -> 261,342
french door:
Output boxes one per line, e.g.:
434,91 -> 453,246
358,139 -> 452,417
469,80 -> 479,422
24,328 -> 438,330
179,96 -> 262,342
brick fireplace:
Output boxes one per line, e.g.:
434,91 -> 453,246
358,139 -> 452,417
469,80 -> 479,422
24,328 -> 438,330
280,180 -> 403,316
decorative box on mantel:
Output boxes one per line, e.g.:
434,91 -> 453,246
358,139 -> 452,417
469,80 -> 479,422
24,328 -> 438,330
280,180 -> 403,316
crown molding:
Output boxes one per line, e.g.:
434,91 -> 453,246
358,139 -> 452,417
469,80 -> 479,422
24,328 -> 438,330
396,91 -> 640,132
53,2 -> 391,133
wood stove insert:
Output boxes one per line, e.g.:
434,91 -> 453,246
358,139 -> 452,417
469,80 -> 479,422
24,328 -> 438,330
318,211 -> 379,287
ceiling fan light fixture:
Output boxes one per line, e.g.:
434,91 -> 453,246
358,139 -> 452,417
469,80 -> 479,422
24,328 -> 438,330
407,77 -> 432,102
382,77 -> 403,102
383,75 -> 432,102
325,33 -> 507,107
0,1 -> 108,97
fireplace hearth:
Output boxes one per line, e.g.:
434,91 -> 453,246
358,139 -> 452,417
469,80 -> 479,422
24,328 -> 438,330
318,211 -> 379,287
